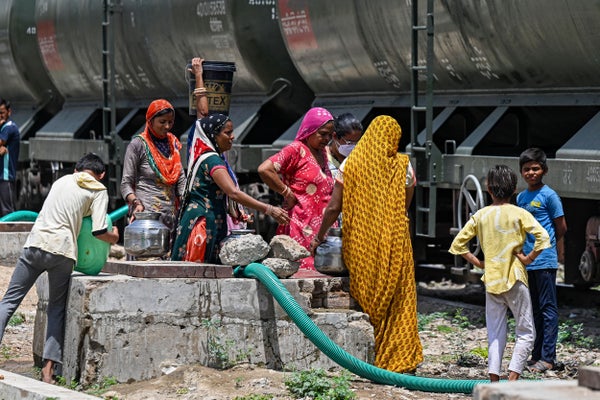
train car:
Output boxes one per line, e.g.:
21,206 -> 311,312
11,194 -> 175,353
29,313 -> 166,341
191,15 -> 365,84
0,0 -> 599,287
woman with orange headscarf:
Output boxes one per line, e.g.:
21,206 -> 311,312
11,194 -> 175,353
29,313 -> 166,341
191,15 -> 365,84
258,107 -> 336,275
121,99 -> 186,248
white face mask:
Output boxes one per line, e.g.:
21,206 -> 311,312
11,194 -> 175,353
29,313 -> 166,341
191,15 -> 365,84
338,143 -> 356,157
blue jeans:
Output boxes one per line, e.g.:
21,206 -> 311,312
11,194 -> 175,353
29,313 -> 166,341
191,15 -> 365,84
527,269 -> 558,364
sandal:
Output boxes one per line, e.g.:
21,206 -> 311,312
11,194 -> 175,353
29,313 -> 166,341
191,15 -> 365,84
528,360 -> 552,373
526,359 -> 538,366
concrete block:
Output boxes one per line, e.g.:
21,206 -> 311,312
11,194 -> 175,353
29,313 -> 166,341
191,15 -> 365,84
34,272 -> 375,386
0,232 -> 29,266
0,368 -> 100,399
473,380 -> 600,400
0,222 -> 33,265
579,366 -> 600,390
0,222 -> 34,232
102,260 -> 232,278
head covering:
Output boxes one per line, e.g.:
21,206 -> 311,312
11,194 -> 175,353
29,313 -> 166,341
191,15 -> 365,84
188,113 -> 231,167
295,107 -> 333,142
146,99 -> 174,121
184,113 -> 248,227
341,115 -> 422,372
137,99 -> 182,185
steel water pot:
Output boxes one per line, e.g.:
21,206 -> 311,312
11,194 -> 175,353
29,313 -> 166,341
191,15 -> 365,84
314,227 -> 348,276
124,211 -> 170,257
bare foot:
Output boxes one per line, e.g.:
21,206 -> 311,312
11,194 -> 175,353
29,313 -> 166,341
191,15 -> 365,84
41,360 -> 55,384
508,370 -> 520,381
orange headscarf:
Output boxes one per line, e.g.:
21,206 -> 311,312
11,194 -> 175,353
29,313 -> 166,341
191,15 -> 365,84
137,99 -> 182,185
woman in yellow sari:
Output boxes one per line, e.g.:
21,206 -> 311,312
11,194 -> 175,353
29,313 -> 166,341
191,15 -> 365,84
341,115 -> 422,372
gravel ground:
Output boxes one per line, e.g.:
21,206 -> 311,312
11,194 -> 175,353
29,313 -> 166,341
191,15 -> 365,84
0,264 -> 598,399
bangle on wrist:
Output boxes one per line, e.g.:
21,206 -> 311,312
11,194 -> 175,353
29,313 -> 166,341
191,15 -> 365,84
280,185 -> 292,197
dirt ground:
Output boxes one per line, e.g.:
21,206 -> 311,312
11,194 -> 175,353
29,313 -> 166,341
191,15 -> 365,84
0,263 -> 598,400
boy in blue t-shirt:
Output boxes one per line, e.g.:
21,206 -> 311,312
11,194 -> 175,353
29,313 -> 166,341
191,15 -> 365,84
517,148 -> 567,373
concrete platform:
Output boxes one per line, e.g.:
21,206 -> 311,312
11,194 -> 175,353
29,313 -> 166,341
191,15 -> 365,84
33,270 -> 372,386
103,260 -> 233,278
0,368 -> 100,399
473,377 -> 600,399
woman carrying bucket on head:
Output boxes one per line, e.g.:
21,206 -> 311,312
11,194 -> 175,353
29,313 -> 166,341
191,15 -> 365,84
172,113 -> 290,264
172,58 -> 289,263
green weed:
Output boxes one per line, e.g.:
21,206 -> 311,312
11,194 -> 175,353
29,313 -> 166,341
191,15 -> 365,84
284,368 -> 356,400
558,321 -> 595,348
85,376 -> 118,396
8,312 -> 25,326
233,395 -> 274,400
417,311 -> 448,331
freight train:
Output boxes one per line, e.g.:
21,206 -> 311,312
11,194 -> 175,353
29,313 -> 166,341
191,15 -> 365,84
1,0 -> 599,287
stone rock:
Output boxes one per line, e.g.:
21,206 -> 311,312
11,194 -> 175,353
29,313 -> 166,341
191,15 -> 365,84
261,258 -> 300,279
110,244 -> 126,259
219,234 -> 270,266
267,235 -> 310,261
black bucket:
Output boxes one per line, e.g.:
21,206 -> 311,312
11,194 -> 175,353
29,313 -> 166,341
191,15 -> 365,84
188,60 -> 236,116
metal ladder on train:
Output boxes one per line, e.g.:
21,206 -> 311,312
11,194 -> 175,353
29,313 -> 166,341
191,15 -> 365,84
410,0 -> 438,238
102,0 -> 125,209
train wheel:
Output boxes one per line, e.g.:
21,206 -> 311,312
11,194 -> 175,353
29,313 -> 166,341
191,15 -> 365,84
456,174 -> 485,256
576,250 -> 597,289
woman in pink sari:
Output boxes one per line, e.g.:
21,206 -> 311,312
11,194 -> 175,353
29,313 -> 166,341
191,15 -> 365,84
258,107 -> 335,275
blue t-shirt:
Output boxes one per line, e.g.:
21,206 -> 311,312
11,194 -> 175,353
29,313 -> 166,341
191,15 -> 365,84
0,119 -> 20,182
517,184 -> 564,271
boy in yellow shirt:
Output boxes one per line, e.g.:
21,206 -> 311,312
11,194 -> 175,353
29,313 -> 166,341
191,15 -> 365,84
449,165 -> 550,382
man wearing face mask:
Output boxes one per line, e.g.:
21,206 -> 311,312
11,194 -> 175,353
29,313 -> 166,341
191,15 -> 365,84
327,113 -> 363,179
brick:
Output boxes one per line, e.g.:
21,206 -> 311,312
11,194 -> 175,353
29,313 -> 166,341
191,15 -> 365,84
579,366 -> 600,390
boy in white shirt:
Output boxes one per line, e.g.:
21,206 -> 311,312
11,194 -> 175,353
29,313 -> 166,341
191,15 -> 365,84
0,153 -> 119,383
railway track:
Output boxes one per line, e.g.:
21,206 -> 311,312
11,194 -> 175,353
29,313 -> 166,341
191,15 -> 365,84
416,263 -> 600,308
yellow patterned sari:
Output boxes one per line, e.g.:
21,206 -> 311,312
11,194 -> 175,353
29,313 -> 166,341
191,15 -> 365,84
342,115 -> 423,372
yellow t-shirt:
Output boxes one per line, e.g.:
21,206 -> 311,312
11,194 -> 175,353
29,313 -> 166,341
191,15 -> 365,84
449,203 -> 551,294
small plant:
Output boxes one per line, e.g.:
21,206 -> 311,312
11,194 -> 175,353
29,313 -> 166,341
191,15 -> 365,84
284,368 -> 356,400
470,346 -> 488,358
436,324 -> 453,333
417,311 -> 448,331
558,321 -> 595,348
0,345 -> 13,360
175,387 -> 190,394
55,375 -> 79,390
201,318 -> 252,369
233,395 -> 274,400
506,318 -> 516,342
451,308 -> 471,329
85,376 -> 118,396
8,312 -> 25,326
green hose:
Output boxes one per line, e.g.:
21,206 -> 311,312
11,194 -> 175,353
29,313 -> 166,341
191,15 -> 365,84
0,205 -> 128,224
235,262 -> 489,394
0,210 -> 39,222
108,205 -> 128,223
